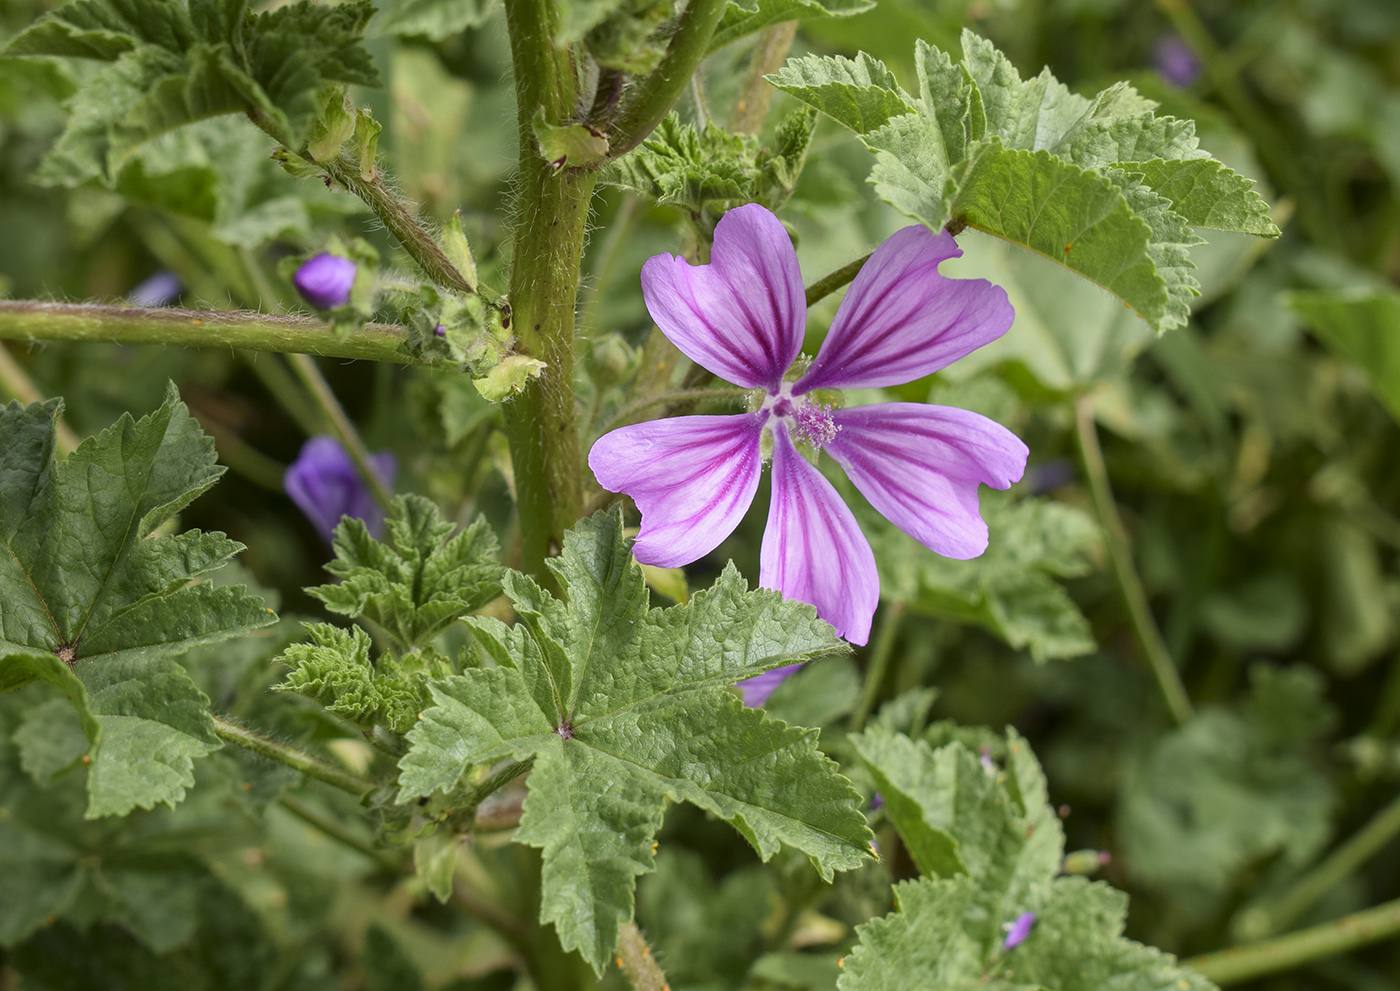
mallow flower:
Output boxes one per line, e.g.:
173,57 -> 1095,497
294,253 -> 357,310
588,204 -> 1027,647
285,435 -> 397,543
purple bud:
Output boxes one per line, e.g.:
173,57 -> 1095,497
1154,35 -> 1202,88
737,663 -> 803,707
284,436 -> 397,544
128,271 -> 182,307
294,253 -> 357,310
869,792 -> 884,811
979,746 -> 996,773
1002,912 -> 1035,951
433,323 -> 447,338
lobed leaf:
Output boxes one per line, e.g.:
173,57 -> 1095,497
0,391 -> 271,817
707,0 -> 874,54
397,509 -> 871,972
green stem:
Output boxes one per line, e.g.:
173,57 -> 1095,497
617,922 -> 670,991
241,352 -> 331,437
1074,393 -> 1194,726
278,794 -> 401,870
1187,897 -> 1400,985
0,343 -> 80,455
579,194 -> 642,340
0,301 -> 415,363
286,353 -> 396,517
730,21 -> 799,135
805,253 -> 871,308
596,386 -> 749,436
211,715 -> 377,796
196,414 -> 288,491
851,602 -> 906,733
602,0 -> 728,162
1242,791 -> 1400,938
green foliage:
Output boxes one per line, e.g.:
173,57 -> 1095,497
869,493 -> 1099,662
375,0 -> 497,42
1290,289 -> 1400,424
0,392 -> 271,817
608,108 -> 818,215
771,31 -> 1278,332
1118,664 -> 1337,908
397,509 -> 871,972
310,494 -> 503,652
274,624 -> 426,735
708,0 -> 874,54
4,0 -> 380,182
843,728 -> 1215,991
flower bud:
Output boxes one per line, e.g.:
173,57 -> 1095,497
1002,911 -> 1035,951
294,253 -> 357,310
585,333 -> 637,391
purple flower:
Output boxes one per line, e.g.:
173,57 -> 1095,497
737,662 -> 803,707
294,253 -> 357,310
1154,35 -> 1202,88
1003,911 -> 1035,951
588,204 -> 1027,645
128,271 -> 182,307
284,436 -> 397,543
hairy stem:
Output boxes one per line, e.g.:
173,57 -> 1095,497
1074,393 -> 1194,726
212,715 -> 377,796
730,21 -> 799,135
0,343 -> 80,454
617,922 -> 670,991
603,0 -> 728,162
805,253 -> 871,308
278,794 -> 401,870
287,354 -> 396,516
0,301 -> 414,363
1187,897 -> 1400,985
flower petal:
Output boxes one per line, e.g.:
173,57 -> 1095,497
641,203 -> 806,390
795,225 -> 1013,393
760,426 -> 879,644
589,414 -> 764,568
824,403 -> 1028,559
737,663 -> 803,708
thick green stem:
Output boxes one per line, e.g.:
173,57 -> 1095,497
618,922 -> 670,991
805,253 -> 872,309
212,715 -> 377,796
1074,393 -> 1194,726
1187,897 -> 1400,985
603,0 -> 728,161
1238,791 -> 1400,939
287,353 -> 396,516
0,301 -> 414,363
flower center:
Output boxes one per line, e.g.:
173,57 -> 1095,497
762,387 -> 838,451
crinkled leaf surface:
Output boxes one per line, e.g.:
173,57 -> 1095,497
273,624 -> 426,736
375,0 -> 497,41
311,493 -> 503,651
771,31 -> 1278,332
707,0 -> 874,55
5,0 -> 380,183
398,509 -> 870,972
841,728 -> 1215,991
867,493 -> 1098,662
0,393 -> 272,817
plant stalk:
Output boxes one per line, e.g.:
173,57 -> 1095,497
805,253 -> 871,308
617,922 -> 670,991
1074,392 -> 1194,726
731,21 -> 799,135
851,602 -> 906,732
212,715 -> 377,797
286,353 -> 396,516
278,794 -> 401,870
0,301 -> 414,363
0,343 -> 81,455
1187,896 -> 1400,985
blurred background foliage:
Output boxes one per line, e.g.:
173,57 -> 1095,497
1,0 -> 1399,988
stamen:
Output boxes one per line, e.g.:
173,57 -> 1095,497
794,401 -> 838,448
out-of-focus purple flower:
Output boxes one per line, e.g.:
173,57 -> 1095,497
1154,35 -> 1202,88
738,663 -> 802,707
433,323 -> 447,338
589,204 -> 1027,650
869,792 -> 884,810
284,436 -> 396,543
1003,911 -> 1035,951
128,271 -> 182,307
294,253 -> 357,310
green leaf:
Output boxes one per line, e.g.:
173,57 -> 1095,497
310,494 -> 503,652
0,392 -> 273,817
398,509 -> 870,972
707,0 -> 874,54
775,31 -> 1278,333
375,0 -> 497,41
766,52 -> 916,135
532,109 -> 610,171
274,624 -> 425,735
840,729 -> 1216,991
868,493 -> 1098,662
5,0 -> 381,178
1288,288 -> 1400,424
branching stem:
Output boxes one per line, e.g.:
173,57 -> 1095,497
1074,392 -> 1194,726
211,715 -> 377,797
